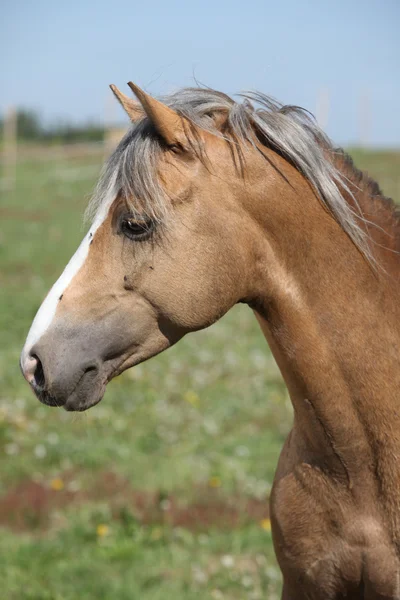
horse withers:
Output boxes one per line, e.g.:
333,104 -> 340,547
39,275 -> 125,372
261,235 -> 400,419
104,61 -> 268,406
21,82 -> 400,598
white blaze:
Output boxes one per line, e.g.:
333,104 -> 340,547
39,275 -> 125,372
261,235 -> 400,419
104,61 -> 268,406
21,197 -> 113,366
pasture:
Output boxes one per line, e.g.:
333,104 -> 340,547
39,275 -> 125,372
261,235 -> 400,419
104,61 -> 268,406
1,147 -> 399,599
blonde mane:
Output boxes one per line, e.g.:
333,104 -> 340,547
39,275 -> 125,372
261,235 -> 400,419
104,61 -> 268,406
88,87 -> 382,263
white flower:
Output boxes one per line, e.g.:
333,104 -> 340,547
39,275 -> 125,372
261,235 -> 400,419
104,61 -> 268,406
192,565 -> 208,584
5,443 -> 19,455
160,499 -> 171,511
34,444 -> 47,459
221,555 -> 234,568
47,432 -> 59,445
198,534 -> 209,545
15,398 -> 26,410
235,445 -> 250,457
241,575 -> 253,588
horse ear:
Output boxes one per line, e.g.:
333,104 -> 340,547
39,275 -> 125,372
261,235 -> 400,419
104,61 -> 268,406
109,84 -> 143,122
127,82 -> 187,148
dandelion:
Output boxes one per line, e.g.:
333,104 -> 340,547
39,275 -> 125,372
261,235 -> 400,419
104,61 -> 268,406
96,524 -> 110,538
15,415 -> 27,430
260,518 -> 271,531
50,478 -> 64,491
208,476 -> 221,488
184,390 -> 199,407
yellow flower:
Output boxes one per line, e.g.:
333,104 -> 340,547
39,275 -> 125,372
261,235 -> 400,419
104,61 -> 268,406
260,518 -> 271,531
50,478 -> 64,491
208,476 -> 221,488
96,524 -> 110,537
15,416 -> 28,430
150,527 -> 163,540
184,390 -> 199,407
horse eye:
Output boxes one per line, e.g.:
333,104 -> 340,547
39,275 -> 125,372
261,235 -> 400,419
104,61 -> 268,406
120,217 -> 153,241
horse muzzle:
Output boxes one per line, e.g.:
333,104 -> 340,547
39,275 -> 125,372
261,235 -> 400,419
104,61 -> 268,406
19,318 -> 123,411
20,345 -> 109,411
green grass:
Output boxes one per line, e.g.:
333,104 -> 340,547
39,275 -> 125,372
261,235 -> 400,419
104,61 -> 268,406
0,520 -> 279,600
0,147 -> 399,599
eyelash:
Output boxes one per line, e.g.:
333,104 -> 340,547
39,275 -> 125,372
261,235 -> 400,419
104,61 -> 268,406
120,216 -> 154,241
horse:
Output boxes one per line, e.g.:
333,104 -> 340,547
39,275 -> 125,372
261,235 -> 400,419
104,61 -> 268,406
20,81 -> 400,598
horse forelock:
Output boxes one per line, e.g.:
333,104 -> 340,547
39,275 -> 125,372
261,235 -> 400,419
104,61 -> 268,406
87,86 -> 389,265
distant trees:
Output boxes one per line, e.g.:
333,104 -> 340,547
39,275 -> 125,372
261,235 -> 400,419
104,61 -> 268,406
16,110 -> 43,140
0,109 -> 105,143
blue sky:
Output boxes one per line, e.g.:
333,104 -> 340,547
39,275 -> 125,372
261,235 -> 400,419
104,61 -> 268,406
1,0 -> 399,146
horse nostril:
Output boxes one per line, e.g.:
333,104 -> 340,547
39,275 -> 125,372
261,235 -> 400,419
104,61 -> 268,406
84,365 -> 98,375
22,353 -> 38,385
32,354 -> 46,389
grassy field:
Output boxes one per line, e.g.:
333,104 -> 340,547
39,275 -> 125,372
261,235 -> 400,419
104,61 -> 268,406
1,147 -> 399,599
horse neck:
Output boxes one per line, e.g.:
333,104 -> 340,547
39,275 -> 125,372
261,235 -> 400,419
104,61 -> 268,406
247,151 -> 400,501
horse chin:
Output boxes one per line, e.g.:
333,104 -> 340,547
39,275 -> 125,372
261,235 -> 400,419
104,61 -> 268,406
61,352 -> 140,411
60,342 -> 170,412
63,371 -> 107,412
64,394 -> 104,412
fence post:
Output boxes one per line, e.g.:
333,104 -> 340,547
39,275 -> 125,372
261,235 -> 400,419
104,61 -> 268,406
2,106 -> 17,192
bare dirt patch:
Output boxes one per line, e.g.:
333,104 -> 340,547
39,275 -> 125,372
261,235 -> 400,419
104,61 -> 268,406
0,471 -> 269,533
